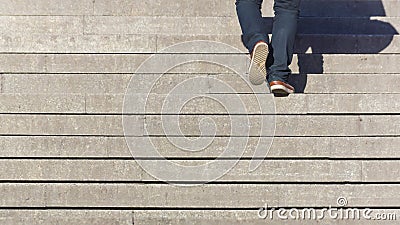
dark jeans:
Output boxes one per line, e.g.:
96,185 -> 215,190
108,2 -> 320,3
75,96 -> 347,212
236,0 -> 300,83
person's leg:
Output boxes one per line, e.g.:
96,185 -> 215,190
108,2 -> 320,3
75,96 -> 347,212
235,0 -> 268,53
267,0 -> 301,84
236,0 -> 270,85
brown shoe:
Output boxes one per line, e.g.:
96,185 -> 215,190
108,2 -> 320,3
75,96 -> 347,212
248,41 -> 269,85
269,81 -> 295,96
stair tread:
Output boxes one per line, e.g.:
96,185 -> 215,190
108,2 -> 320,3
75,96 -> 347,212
1,183 -> 400,207
0,136 -> 398,158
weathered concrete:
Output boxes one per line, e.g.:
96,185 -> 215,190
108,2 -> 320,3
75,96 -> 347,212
0,34 -> 156,53
2,54 -> 399,74
0,159 -> 361,182
0,16 -> 83,35
133,210 -> 400,225
85,93 -> 400,114
0,136 -> 398,158
0,184 -> 392,207
0,94 -> 85,113
0,0 -> 93,15
4,73 -> 400,95
91,0 -> 400,17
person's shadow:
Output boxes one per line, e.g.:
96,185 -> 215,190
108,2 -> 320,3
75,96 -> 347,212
262,0 -> 398,92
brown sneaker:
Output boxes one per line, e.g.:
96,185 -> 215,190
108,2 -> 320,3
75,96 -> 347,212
248,41 -> 269,85
269,81 -> 295,96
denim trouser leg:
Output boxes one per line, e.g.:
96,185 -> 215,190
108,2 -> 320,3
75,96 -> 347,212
235,0 -> 269,53
268,0 -> 300,83
236,0 -> 300,83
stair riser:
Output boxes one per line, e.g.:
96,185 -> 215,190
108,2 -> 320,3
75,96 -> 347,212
2,34 -> 399,54
1,54 -> 399,74
3,0 -> 399,17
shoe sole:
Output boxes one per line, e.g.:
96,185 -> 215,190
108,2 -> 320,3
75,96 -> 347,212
249,42 -> 269,85
270,84 -> 294,95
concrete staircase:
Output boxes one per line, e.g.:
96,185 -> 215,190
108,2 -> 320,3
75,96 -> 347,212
1,0 -> 400,224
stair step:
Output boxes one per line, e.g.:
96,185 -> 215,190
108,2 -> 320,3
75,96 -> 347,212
92,93 -> 400,114
143,115 -> 400,137
3,209 -> 397,224
0,159 -> 362,182
0,159 -> 395,183
0,115 -> 398,136
0,183 -> 399,207
0,210 -> 132,224
1,34 -> 399,54
0,94 -> 85,113
135,210 -> 400,224
2,0 -> 399,18
0,34 -> 157,53
213,74 -> 400,94
6,209 -> 400,225
0,93 -> 398,114
0,0 -> 93,16
0,16 -> 84,35
299,0 -> 400,18
3,73 -> 399,94
83,16 -> 400,35
156,34 -> 400,54
0,136 -> 398,158
1,54 -> 399,74
1,16 -> 398,36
